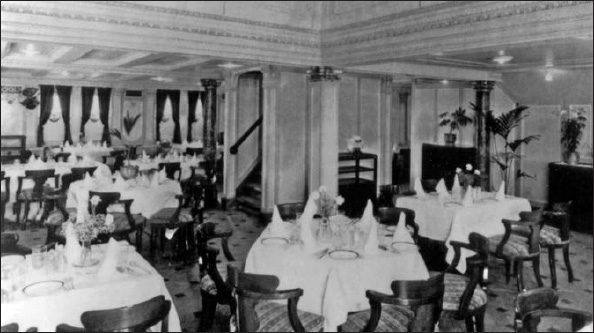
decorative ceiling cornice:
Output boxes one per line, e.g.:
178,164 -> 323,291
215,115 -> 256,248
323,1 -> 593,47
0,2 -> 320,49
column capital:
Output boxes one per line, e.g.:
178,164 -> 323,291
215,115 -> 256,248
307,66 -> 341,82
201,79 -> 221,89
381,77 -> 393,94
143,89 -> 156,97
473,81 -> 495,92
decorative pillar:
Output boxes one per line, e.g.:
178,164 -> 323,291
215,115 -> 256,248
473,81 -> 495,190
261,67 -> 280,212
201,79 -> 220,183
379,77 -> 393,188
223,73 -> 239,201
397,87 -> 411,147
306,66 -> 341,196
180,89 -> 189,143
143,90 -> 156,144
111,88 -> 125,145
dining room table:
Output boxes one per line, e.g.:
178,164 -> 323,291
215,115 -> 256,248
128,155 -> 204,181
58,142 -> 114,163
396,191 -> 532,273
244,217 -> 429,332
0,242 -> 181,332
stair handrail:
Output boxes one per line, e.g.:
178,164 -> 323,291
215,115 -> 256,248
230,116 -> 263,155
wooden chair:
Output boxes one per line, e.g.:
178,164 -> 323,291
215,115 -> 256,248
228,265 -> 324,332
341,271 -> 444,332
53,152 -> 71,163
44,172 -> 84,245
1,171 -> 9,231
540,202 -> 574,289
70,166 -> 98,181
186,147 -> 203,156
158,162 -> 182,181
196,218 -> 235,270
102,150 -> 126,173
0,233 -> 31,256
514,287 -> 593,332
276,202 -> 306,221
376,207 -> 420,244
14,169 -> 60,230
88,191 -> 145,250
1,323 -> 37,332
56,295 -> 171,332
377,184 -> 400,208
439,233 -> 489,332
488,209 -> 544,292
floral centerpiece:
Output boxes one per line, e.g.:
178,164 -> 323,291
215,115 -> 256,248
456,164 -> 476,188
561,109 -> 587,165
312,186 -> 344,219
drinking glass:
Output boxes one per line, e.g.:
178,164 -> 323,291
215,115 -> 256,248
31,245 -> 47,270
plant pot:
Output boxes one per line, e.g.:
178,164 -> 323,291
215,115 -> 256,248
567,152 -> 579,165
120,165 -> 139,180
444,133 -> 457,146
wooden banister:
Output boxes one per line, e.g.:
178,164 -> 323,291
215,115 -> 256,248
230,116 -> 262,155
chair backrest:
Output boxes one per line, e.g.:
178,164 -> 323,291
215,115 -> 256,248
186,147 -> 203,156
228,265 -> 306,332
276,202 -> 306,221
54,152 -> 71,163
521,309 -> 593,332
80,295 -> 171,332
376,207 -> 419,243
159,163 -> 181,181
21,169 -> 56,197
1,171 -> 9,204
519,208 -> 544,254
88,191 -> 121,215
544,201 -> 573,241
70,166 -> 98,181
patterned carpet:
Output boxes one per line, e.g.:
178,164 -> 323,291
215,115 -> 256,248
4,208 -> 593,332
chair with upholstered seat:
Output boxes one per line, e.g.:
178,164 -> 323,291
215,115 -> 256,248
341,271 -> 444,332
276,202 -> 306,221
158,162 -> 182,181
488,209 -> 544,292
228,265 -> 324,332
1,171 -> 9,231
55,295 -> 171,332
514,287 -> 593,332
540,202 -> 574,289
14,169 -> 60,230
376,207 -> 420,244
439,233 -> 489,332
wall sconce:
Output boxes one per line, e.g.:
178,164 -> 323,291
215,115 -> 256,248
306,66 -> 342,82
90,89 -> 100,122
162,96 -> 172,123
49,91 -> 62,122
1,86 -> 22,104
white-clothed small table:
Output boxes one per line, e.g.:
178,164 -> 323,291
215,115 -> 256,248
0,243 -> 181,332
245,222 -> 429,332
61,146 -> 114,163
128,159 -> 203,181
396,192 -> 531,272
67,178 -> 182,219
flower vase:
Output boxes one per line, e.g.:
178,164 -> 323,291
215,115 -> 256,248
317,218 -> 332,245
76,240 -> 99,267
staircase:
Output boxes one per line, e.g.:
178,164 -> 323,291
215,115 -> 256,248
235,161 -> 262,217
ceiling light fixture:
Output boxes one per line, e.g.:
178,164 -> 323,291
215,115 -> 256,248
217,63 -> 243,69
151,76 -> 174,83
441,79 -> 449,85
493,50 -> 513,65
545,72 -> 553,82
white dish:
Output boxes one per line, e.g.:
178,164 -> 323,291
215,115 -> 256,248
23,280 -> 64,297
261,237 -> 289,245
443,201 -> 462,207
328,250 -> 359,260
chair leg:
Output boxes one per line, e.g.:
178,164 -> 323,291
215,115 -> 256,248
562,245 -> 574,283
533,256 -> 543,287
548,248 -> 557,289
198,292 -> 218,331
465,316 -> 475,332
474,307 -> 486,332
221,236 -> 235,262
504,259 -> 511,284
516,260 -> 524,292
22,202 -> 30,230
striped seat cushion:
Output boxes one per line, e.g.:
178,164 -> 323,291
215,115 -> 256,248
17,186 -> 54,201
201,261 -> 245,296
342,305 -> 414,332
149,208 -> 194,225
489,234 -> 531,258
254,301 -> 324,332
539,225 -> 566,245
442,273 -> 488,312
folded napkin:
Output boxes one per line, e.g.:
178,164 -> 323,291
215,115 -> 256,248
82,155 -> 93,164
299,194 -> 322,254
158,168 -> 167,183
462,185 -> 473,207
358,200 -> 375,230
392,212 -> 414,244
68,154 -> 78,165
363,215 -> 379,255
76,143 -> 83,149
140,174 -> 150,186
451,174 -> 462,200
495,181 -> 506,201
28,159 -> 46,169
28,154 -> 36,164
436,178 -> 451,202
267,206 -> 291,238
63,222 -> 83,266
64,141 -> 70,148
155,155 -> 162,163
151,173 -> 160,188
414,177 -> 426,198
142,150 -> 149,163
191,154 -> 198,163
113,174 -> 129,191
96,238 -> 120,278
83,172 -> 94,187
85,141 -> 93,148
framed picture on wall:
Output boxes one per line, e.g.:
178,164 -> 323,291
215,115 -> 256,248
122,95 -> 143,143
569,104 -> 592,164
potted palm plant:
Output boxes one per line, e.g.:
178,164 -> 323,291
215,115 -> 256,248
439,107 -> 473,146
109,110 -> 142,179
561,109 -> 587,165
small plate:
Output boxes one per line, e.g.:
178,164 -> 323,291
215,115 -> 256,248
261,237 -> 289,245
23,280 -> 64,297
72,259 -> 100,268
444,201 -> 462,207
328,250 -> 359,260
390,242 -> 418,253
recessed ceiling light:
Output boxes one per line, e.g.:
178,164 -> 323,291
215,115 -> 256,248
217,63 -> 242,69
151,76 -> 174,83
493,50 -> 513,65
545,72 -> 553,82
441,79 -> 449,84
21,43 -> 40,56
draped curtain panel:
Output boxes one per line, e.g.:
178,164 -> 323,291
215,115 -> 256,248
155,90 -> 169,142
55,85 -> 73,145
170,90 -> 181,144
187,91 -> 202,142
97,87 -> 112,145
37,85 -> 55,147
80,87 -> 95,139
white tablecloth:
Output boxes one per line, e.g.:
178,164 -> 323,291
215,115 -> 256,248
61,146 -> 114,163
67,178 -> 182,219
245,222 -> 429,331
0,243 -> 181,332
128,159 -> 203,181
397,193 -> 531,272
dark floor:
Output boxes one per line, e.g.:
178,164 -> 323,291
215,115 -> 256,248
4,208 -> 593,332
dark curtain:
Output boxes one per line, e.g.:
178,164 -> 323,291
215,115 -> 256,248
55,86 -> 73,145
155,90 -> 169,142
187,91 -> 200,142
37,85 -> 55,147
170,90 -> 181,144
97,87 -> 112,145
80,87 -> 95,138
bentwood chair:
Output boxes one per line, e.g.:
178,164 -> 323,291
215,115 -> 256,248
14,169 -> 60,230
341,271 -> 445,332
228,265 -> 324,332
376,207 -> 420,244
1,171 -> 9,231
439,233 -> 489,332
489,209 -> 544,292
158,162 -> 182,182
276,202 -> 306,221
514,287 -> 593,332
56,296 -> 171,332
540,202 -> 574,289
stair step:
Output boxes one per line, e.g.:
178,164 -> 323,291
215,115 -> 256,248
245,182 -> 261,194
237,204 -> 261,217
236,195 -> 261,209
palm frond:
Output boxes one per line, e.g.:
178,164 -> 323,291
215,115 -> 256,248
123,112 -> 142,136
517,169 -> 537,180
493,105 -> 531,139
506,135 -> 541,152
109,129 -> 122,140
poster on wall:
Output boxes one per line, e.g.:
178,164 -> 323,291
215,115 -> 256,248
569,104 -> 592,164
122,97 -> 143,143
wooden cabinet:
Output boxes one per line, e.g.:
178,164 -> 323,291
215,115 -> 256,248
422,144 -> 476,189
392,149 -> 410,185
548,162 -> 593,234
338,152 -> 377,217
1,135 -> 27,164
